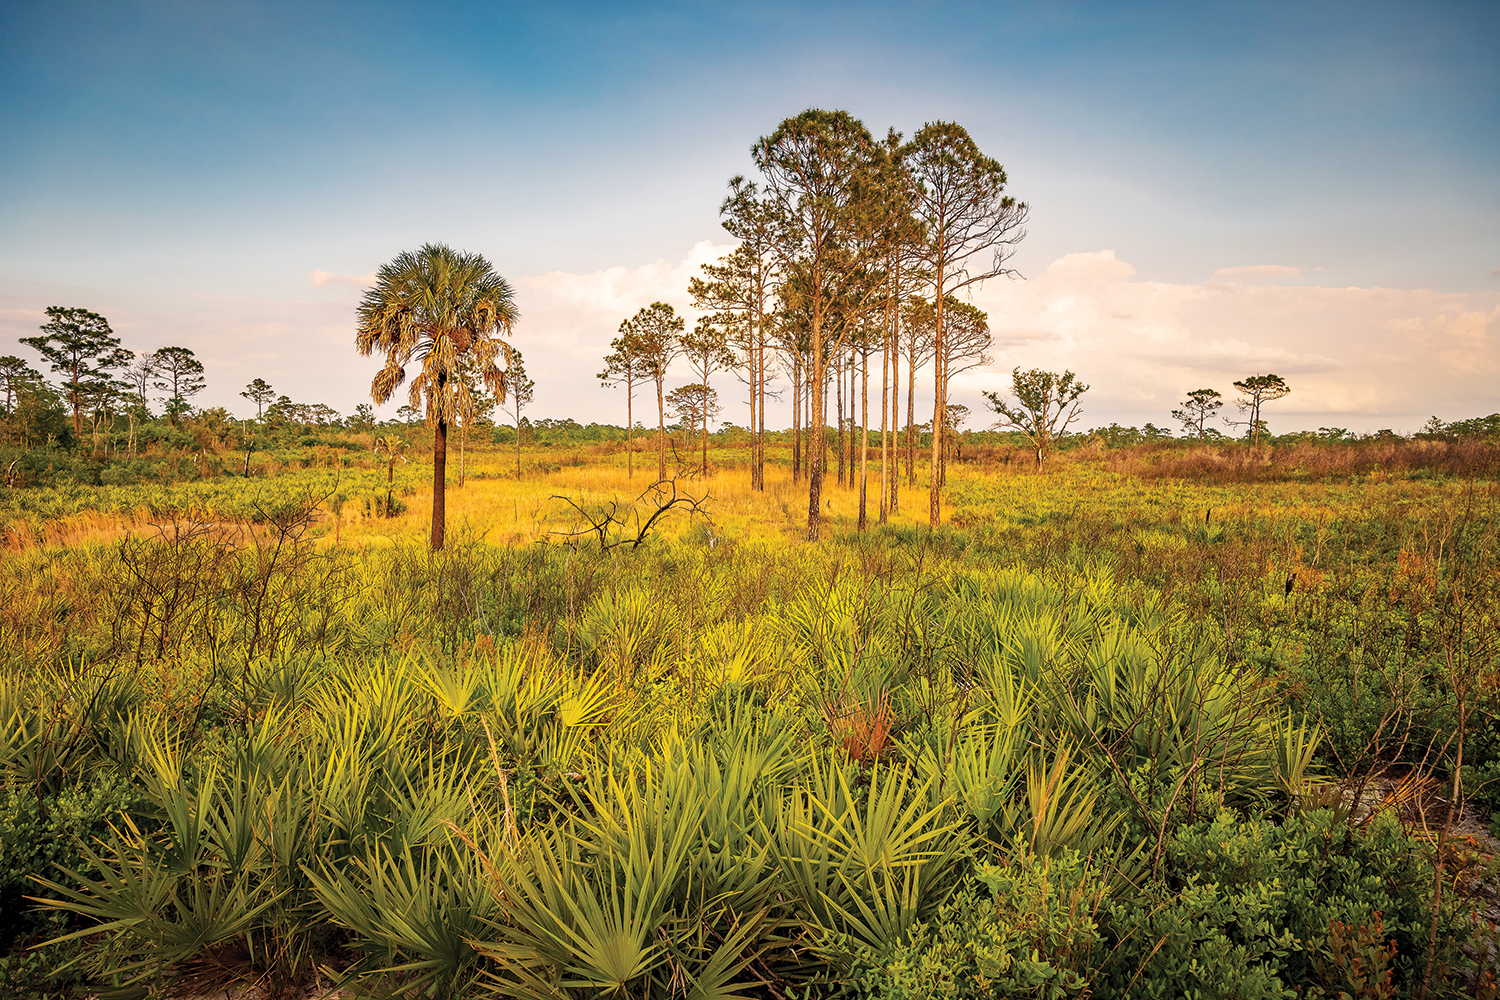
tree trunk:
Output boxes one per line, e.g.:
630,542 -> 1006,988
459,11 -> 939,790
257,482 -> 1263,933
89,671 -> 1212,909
806,314 -> 826,541
858,344 -> 869,531
626,382 -> 634,479
71,358 -> 82,439
905,349 -> 916,487
792,360 -> 802,484
929,262 -> 946,530
836,353 -> 845,487
890,289 -> 900,515
432,417 -> 447,550
754,306 -> 765,490
656,375 -> 666,481
879,296 -> 890,524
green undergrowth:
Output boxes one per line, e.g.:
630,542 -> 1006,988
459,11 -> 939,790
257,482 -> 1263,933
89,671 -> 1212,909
0,470 -> 1496,998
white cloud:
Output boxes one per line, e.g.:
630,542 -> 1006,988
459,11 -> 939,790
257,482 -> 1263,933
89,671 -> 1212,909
4,247 -> 1493,432
1211,264 -> 1304,283
954,249 -> 1499,426
511,240 -> 729,361
309,269 -> 376,289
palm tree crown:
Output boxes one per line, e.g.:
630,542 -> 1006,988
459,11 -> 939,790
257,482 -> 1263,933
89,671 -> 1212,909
356,243 -> 519,421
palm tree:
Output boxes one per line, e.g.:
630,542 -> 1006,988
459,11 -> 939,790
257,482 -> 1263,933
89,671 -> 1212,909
356,243 -> 518,550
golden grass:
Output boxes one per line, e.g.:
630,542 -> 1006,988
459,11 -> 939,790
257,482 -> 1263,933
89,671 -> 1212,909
339,445 -> 960,549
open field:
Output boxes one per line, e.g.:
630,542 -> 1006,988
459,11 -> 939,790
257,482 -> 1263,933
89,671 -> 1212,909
2,439 -> 1498,999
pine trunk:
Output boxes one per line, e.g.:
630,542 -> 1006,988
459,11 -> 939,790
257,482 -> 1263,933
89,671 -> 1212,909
930,265 -> 946,530
858,344 -> 869,530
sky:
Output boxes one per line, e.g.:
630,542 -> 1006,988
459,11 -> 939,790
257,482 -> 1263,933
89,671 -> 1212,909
1,0 -> 1496,434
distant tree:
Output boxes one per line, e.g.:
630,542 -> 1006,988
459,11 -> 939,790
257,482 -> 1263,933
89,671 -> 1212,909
617,302 -> 683,481
943,402 -> 970,471
356,243 -> 518,550
690,176 -> 784,491
1443,413 -> 1500,438
0,356 -> 39,416
982,368 -> 1089,468
905,295 -> 991,486
306,403 -> 341,426
7,378 -> 67,449
666,383 -> 720,460
678,318 -> 737,473
120,352 -> 158,417
351,403 -> 375,431
372,435 -> 408,517
598,330 -> 649,479
1171,388 -> 1223,439
20,306 -> 131,439
502,348 -> 535,478
266,395 -> 296,426
241,377 -> 276,419
150,346 -> 207,425
1142,422 -> 1174,440
1229,374 -> 1290,445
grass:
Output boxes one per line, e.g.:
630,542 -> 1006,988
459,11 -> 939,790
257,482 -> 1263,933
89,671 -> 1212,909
0,436 -> 1497,998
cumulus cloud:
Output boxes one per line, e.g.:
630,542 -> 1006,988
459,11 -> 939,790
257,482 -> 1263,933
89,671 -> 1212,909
494,244 -> 1497,431
1211,264 -> 1304,283
511,240 -> 729,361
7,246 -> 1491,432
953,249 -> 1499,427
309,269 -> 376,289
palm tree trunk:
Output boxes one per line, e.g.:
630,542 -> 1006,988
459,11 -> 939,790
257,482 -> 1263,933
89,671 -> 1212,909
432,417 -> 447,550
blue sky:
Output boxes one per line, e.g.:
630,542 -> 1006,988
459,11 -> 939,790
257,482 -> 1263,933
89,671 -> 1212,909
2,1 -> 1496,430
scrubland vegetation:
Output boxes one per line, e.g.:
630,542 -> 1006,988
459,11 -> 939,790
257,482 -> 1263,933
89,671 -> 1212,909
2,429 -> 1498,1000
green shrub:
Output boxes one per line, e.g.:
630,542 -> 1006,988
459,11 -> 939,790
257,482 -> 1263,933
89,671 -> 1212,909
849,811 -> 1488,999
846,848 -> 1107,1000
1095,809 -> 1481,999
